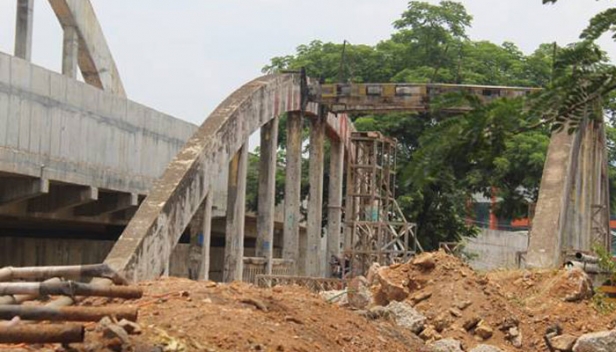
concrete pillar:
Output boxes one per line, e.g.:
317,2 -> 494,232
283,112 -> 303,274
14,0 -> 34,61
343,152 -> 354,252
256,116 -> 279,275
326,138 -> 344,277
200,191 -> 213,281
223,145 -> 248,282
306,116 -> 325,277
526,129 -> 577,268
62,25 -> 79,79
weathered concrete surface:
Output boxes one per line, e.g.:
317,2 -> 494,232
326,138 -> 344,276
200,192 -> 213,280
61,25 -> 79,78
103,74 -> 305,281
223,146 -> 248,282
465,229 -> 528,271
306,115 -> 326,276
48,0 -> 126,96
14,0 -> 34,61
256,116 -> 279,275
527,119 -> 610,268
0,51 -> 196,195
282,111 -> 303,274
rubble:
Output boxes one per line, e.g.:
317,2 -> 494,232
382,300 -> 426,334
347,276 -> 372,309
428,338 -> 464,352
550,334 -> 577,351
572,330 -> 616,352
469,344 -> 504,352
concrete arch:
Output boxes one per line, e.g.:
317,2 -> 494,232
103,73 -> 319,281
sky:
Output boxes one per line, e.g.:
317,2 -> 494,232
0,0 -> 615,128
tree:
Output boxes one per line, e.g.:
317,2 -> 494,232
263,1 -> 556,249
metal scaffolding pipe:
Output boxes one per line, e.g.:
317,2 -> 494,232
0,324 -> 84,344
575,252 -> 599,264
0,281 -> 142,299
0,264 -> 127,285
0,277 -> 62,305
0,305 -> 138,322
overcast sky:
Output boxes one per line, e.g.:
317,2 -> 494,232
0,0 -> 615,126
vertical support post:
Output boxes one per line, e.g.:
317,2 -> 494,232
14,0 -> 34,61
344,152 -> 354,252
326,138 -> 344,277
62,25 -> 79,79
200,191 -> 213,281
283,112 -> 303,274
256,116 -> 279,275
223,145 -> 248,282
306,115 -> 325,277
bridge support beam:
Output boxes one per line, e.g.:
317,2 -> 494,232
256,116 -> 279,275
283,112 -> 303,275
62,25 -> 79,79
200,191 -> 213,281
14,0 -> 34,61
306,115 -> 325,277
0,178 -> 49,206
74,192 -> 138,216
28,186 -> 98,213
326,138 -> 344,276
223,145 -> 248,282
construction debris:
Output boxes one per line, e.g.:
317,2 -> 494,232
0,305 -> 138,322
0,324 -> 84,344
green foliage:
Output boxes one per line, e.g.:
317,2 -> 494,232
591,243 -> 616,314
258,0 -> 616,249
263,0 -> 558,249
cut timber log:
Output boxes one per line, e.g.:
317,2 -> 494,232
0,305 -> 138,322
0,264 -> 127,285
0,324 -> 84,344
0,281 -> 142,299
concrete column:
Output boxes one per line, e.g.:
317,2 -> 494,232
200,191 -> 213,281
14,0 -> 34,61
283,112 -> 303,274
526,128 -> 577,268
62,25 -> 79,79
326,138 -> 344,277
343,152 -> 354,252
306,116 -> 325,277
223,145 -> 248,282
256,116 -> 279,275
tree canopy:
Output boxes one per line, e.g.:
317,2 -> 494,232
254,0 -> 616,249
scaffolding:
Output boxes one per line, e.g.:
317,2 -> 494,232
344,131 -> 419,276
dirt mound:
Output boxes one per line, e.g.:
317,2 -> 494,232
0,278 -> 424,352
371,251 -> 616,351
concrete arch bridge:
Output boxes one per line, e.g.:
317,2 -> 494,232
0,1 -> 610,285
